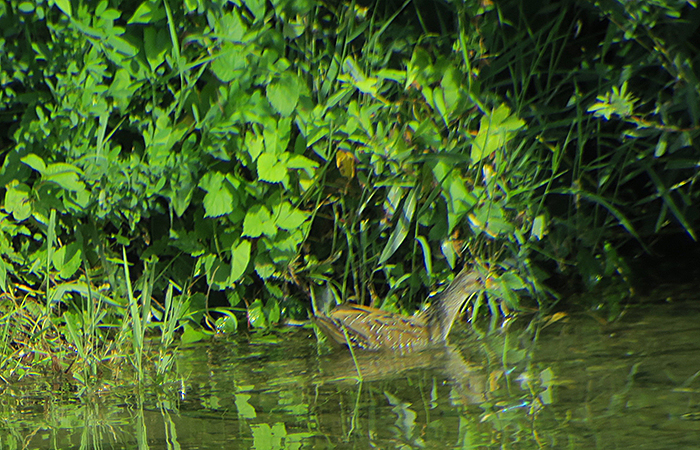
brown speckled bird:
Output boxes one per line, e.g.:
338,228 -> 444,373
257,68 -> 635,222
313,268 -> 482,352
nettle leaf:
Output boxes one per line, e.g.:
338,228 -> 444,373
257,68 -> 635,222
257,153 -> 287,183
273,201 -> 308,230
243,204 -> 276,238
200,172 -> 236,217
266,72 -> 300,117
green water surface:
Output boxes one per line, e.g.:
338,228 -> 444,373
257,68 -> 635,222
2,298 -> 699,449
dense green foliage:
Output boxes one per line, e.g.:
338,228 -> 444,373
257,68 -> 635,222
1,0 -> 699,382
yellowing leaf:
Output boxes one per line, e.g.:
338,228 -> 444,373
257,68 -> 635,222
336,150 -> 355,178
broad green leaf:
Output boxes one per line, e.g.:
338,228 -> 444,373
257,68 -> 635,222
218,11 -> 246,42
471,105 -> 525,163
128,0 -> 165,24
200,173 -> 236,217
52,243 -> 82,279
211,45 -> 246,82
254,252 -> 276,279
21,154 -> 46,173
531,215 -> 546,240
45,163 -> 84,191
266,72 -> 300,117
243,0 -> 265,21
243,205 -> 276,237
203,188 -> 234,218
257,153 -> 287,183
4,181 -> 31,221
215,313 -> 238,334
273,202 -> 308,230
247,299 -> 267,329
54,0 -> 72,16
229,240 -> 251,283
287,154 -> 318,177
181,323 -> 208,344
107,34 -> 139,57
246,132 -> 264,161
18,2 -> 35,13
144,27 -> 171,72
264,298 -> 280,324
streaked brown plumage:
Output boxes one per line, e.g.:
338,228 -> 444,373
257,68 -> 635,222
314,268 -> 482,351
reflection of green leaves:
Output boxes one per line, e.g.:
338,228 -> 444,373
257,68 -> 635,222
235,393 -> 257,419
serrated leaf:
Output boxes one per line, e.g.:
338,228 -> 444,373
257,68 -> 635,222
273,202 -> 308,230
243,205 -> 276,237
200,173 -> 235,217
257,153 -> 287,183
203,187 -> 234,218
266,73 -> 299,117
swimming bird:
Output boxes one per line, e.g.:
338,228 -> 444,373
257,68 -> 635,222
313,268 -> 483,352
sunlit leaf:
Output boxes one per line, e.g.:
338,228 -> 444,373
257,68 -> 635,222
273,201 -> 308,230
379,189 -> 417,265
54,0 -> 72,16
4,181 -> 31,222
266,72 -> 300,117
243,205 -> 276,237
257,152 -> 287,183
200,173 -> 235,218
247,299 -> 267,329
229,240 -> 251,283
20,154 -> 46,173
128,0 -> 165,24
